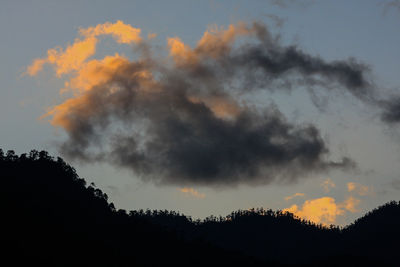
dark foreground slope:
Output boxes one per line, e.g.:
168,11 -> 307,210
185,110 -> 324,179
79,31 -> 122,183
0,150 -> 261,266
0,150 -> 399,266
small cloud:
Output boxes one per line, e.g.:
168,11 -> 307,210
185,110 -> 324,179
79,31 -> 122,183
321,178 -> 336,193
268,0 -> 315,9
179,187 -> 205,199
283,196 -> 360,225
340,196 -> 360,213
284,192 -> 305,201
347,182 -> 356,192
347,182 -> 371,196
147,33 -> 157,40
283,197 -> 343,225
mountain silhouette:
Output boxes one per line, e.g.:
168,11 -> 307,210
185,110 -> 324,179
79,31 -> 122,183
0,149 -> 398,266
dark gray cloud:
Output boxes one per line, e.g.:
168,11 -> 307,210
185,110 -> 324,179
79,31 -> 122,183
51,22 -> 371,187
381,97 -> 400,123
108,105 -> 353,186
59,72 -> 354,187
229,44 -> 372,99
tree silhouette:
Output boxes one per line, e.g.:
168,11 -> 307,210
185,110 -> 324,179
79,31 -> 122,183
0,149 -> 398,266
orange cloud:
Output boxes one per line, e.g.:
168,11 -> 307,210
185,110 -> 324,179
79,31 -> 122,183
64,53 -> 130,92
347,182 -> 370,196
284,197 -> 343,225
283,196 -> 360,225
50,36 -> 98,76
79,20 -> 142,44
27,21 -> 142,77
147,33 -> 157,40
167,37 -> 198,65
340,196 -> 360,213
284,192 -> 305,201
42,54 -> 155,128
168,22 -> 255,66
28,21 -> 151,128
33,21 -> 253,149
43,95 -> 89,130
26,58 -> 48,76
179,187 -> 205,199
196,23 -> 250,58
321,178 -> 336,193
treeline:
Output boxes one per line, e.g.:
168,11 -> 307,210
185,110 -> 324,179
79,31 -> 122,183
0,149 -> 399,266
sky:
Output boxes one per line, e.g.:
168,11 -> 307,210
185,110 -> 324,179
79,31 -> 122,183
2,0 -> 400,226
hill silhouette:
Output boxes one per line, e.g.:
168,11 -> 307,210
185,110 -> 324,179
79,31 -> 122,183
0,149 -> 398,266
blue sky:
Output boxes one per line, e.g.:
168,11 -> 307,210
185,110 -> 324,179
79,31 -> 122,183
1,0 -> 400,225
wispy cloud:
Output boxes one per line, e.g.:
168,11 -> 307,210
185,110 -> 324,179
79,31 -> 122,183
347,182 -> 371,196
321,178 -> 336,193
341,196 -> 360,213
284,192 -> 305,201
26,21 -> 142,77
179,187 -> 205,199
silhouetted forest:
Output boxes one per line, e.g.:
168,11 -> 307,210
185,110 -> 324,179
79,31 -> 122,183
0,149 -> 399,266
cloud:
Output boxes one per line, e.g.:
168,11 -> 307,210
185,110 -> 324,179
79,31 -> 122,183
283,197 -> 343,225
284,182 -> 368,224
283,196 -> 360,225
382,0 -> 400,13
26,58 -> 48,76
79,20 -> 142,44
179,187 -> 206,199
147,33 -> 157,40
284,192 -> 305,201
347,182 -> 356,192
341,196 -> 360,213
30,21 -> 369,187
321,178 -> 336,193
347,182 -> 371,196
380,97 -> 400,123
268,0 -> 315,9
26,20 -> 141,77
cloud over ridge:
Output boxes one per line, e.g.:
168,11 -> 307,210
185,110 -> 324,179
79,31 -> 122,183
28,21 -> 377,187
